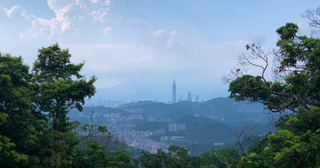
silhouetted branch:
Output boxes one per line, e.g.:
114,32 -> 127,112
232,129 -> 245,154
244,123 -> 258,146
301,5 -> 320,35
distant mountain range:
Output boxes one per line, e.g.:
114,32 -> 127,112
117,97 -> 278,125
71,97 -> 280,126
91,77 -> 229,101
143,115 -> 272,143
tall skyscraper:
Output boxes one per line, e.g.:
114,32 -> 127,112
195,95 -> 199,102
172,80 -> 176,103
188,92 -> 192,101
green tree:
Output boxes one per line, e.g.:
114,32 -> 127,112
73,140 -> 137,168
0,44 -> 139,167
0,113 -> 28,167
32,43 -> 97,132
134,146 -> 202,168
0,53 -> 54,167
223,5 -> 320,168
200,147 -> 239,168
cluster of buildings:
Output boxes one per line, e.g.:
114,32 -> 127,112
213,142 -> 224,146
148,116 -> 172,122
115,124 -> 134,132
84,99 -> 128,107
114,129 -> 169,153
161,136 -> 185,141
103,113 -> 121,119
78,112 -> 122,119
122,108 -> 143,113
132,141 -> 170,153
78,112 -> 143,121
171,80 -> 202,103
169,122 -> 186,132
124,114 -> 144,121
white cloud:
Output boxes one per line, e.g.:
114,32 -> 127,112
153,30 -> 165,36
103,26 -> 112,33
104,0 -> 111,6
65,44 -> 157,71
3,5 -> 21,17
20,0 -> 77,39
47,0 -> 74,32
31,29 -> 43,39
76,0 -> 86,9
170,30 -> 177,36
26,16 -> 56,38
21,10 -> 29,19
166,30 -> 177,48
90,0 -> 99,4
62,39 -> 249,82
74,27 -> 79,33
3,5 -> 28,19
78,16 -> 85,21
90,8 -> 108,22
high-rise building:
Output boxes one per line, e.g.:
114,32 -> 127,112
188,92 -> 192,101
195,95 -> 199,102
172,80 -> 176,103
169,122 -> 186,132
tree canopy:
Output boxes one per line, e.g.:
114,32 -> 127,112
222,5 -> 320,168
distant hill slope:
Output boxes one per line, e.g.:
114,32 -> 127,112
137,116 -> 272,143
118,97 -> 278,125
68,106 -> 130,117
131,122 -> 168,131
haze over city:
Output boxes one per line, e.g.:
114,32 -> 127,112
1,0 -> 319,102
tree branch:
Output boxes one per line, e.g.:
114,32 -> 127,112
232,129 -> 245,154
244,123 -> 258,146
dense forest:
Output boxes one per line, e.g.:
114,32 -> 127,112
1,5 -> 320,168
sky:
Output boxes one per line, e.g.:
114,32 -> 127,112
0,0 -> 319,100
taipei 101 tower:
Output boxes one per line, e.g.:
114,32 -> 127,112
172,80 -> 176,103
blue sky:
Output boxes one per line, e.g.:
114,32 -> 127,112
0,0 -> 319,99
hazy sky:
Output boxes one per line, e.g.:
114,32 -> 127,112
0,0 -> 319,97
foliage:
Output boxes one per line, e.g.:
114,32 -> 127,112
0,113 -> 28,167
134,146 -> 202,168
73,140 -> 137,168
224,5 -> 320,168
199,147 -> 240,168
231,107 -> 320,168
0,44 -> 138,167
32,43 -> 97,132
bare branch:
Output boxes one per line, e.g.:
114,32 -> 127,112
78,109 -> 95,141
232,129 -> 245,154
301,6 -> 320,35
238,44 -> 269,82
223,43 -> 270,84
244,123 -> 258,146
222,66 -> 248,84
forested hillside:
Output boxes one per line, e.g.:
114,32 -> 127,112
117,98 -> 275,124
69,97 -> 277,125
